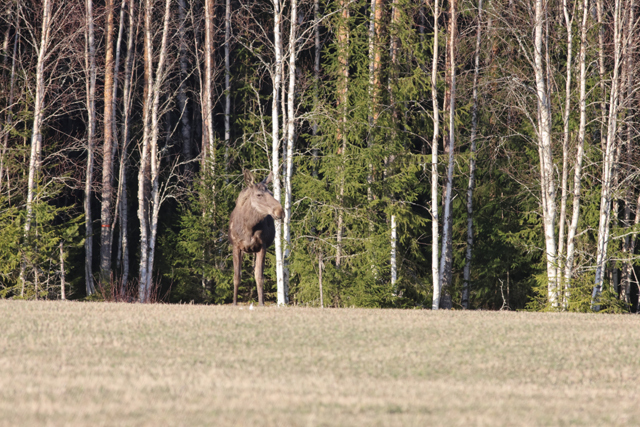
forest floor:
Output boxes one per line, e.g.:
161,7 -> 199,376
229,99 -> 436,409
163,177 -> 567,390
1,300 -> 639,426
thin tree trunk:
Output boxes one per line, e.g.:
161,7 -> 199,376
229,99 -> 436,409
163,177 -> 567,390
438,0 -> 456,309
118,0 -> 137,294
619,0 -> 636,305
463,0 -> 483,310
318,250 -> 323,308
312,0 -> 320,177
389,0 -> 398,294
563,0 -> 589,309
431,0 -> 441,310
283,0 -> 298,304
557,0 -> 575,290
597,0 -> 606,151
272,0 -> 286,304
84,0 -> 97,297
178,0 -> 193,170
144,0 -> 172,301
224,0 -> 231,175
60,241 -> 66,300
100,0 -> 116,286
21,0 -> 52,297
203,0 -> 216,178
534,0 -> 558,308
335,0 -> 349,268
592,0 -> 624,310
138,0 -> 153,301
0,6 -> 18,193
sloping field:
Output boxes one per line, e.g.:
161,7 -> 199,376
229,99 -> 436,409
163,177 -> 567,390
1,300 -> 639,426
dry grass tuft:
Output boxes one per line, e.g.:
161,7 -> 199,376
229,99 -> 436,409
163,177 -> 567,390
1,301 -> 639,426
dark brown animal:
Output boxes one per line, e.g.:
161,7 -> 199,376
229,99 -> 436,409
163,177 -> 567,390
229,170 -> 283,305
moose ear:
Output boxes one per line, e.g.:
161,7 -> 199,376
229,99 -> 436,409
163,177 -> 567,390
243,169 -> 254,186
262,171 -> 273,185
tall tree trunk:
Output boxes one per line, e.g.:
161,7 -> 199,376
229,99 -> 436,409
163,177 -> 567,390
60,241 -> 66,300
271,0 -> 286,304
462,0 -> 483,310
431,0 -> 441,310
84,0 -> 97,297
224,0 -> 231,175
138,0 -> 171,302
619,0 -> 636,305
563,0 -> 589,309
178,0 -> 193,170
21,0 -> 52,297
100,0 -> 116,286
335,0 -> 349,268
557,0 -> 575,293
118,0 -> 137,294
596,0 -> 606,151
0,5 -> 18,193
592,0 -> 624,310
312,0 -> 320,177
438,0 -> 456,309
282,0 -> 298,304
534,0 -> 558,308
389,0 -> 398,292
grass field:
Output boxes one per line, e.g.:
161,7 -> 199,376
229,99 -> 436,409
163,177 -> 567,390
1,301 -> 640,426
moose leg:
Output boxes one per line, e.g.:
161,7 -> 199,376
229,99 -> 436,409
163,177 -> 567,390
233,246 -> 242,305
254,247 -> 266,306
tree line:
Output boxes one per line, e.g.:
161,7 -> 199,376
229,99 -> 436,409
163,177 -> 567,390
0,0 -> 638,311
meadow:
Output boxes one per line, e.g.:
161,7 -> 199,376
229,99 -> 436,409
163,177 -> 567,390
1,300 -> 639,426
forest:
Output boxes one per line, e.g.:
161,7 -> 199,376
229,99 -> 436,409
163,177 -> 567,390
0,0 -> 638,311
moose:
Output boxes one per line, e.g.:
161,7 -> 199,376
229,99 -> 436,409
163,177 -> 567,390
229,170 -> 284,305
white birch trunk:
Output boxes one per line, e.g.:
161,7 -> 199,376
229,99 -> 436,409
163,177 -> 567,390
21,0 -> 52,297
224,0 -> 231,174
138,0 -> 154,302
431,0 -> 441,310
118,0 -> 136,293
438,0 -> 456,310
563,0 -> 589,309
312,0 -> 320,175
145,0 -> 172,300
592,0 -> 624,310
534,0 -> 558,307
100,0 -> 116,285
272,0 -> 286,305
60,241 -> 66,300
391,215 -> 397,289
318,251 -> 324,307
83,0 -> 97,297
282,0 -> 298,304
557,0 -> 575,288
463,0 -> 483,310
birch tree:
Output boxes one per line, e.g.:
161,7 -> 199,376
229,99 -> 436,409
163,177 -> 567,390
533,0 -> 558,307
138,0 -> 172,302
563,0 -> 589,308
282,0 -> 299,303
271,0 -> 286,305
431,0 -> 441,310
462,0 -> 483,310
100,0 -> 117,286
84,0 -> 97,296
21,0 -> 54,296
591,0 -> 624,310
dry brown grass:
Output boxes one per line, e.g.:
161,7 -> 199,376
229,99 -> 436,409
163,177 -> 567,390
1,300 -> 639,426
